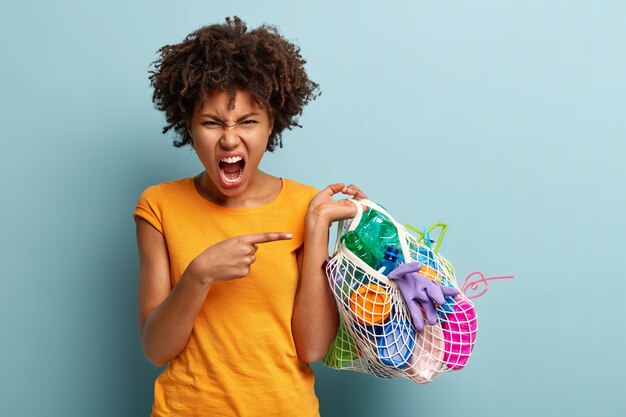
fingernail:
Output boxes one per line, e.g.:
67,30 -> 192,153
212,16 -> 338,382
284,233 -> 293,239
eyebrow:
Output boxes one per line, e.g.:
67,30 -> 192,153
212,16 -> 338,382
199,112 -> 260,123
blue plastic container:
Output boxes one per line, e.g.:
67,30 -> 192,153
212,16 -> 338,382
375,318 -> 416,369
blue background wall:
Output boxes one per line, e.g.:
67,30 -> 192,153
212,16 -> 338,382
2,1 -> 625,416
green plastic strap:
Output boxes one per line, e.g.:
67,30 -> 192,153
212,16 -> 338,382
404,222 -> 448,254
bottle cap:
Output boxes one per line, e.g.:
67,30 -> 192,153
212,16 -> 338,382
383,246 -> 400,260
340,231 -> 359,246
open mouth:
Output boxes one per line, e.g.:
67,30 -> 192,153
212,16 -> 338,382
218,156 -> 246,186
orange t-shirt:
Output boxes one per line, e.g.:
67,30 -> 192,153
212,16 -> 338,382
133,176 -> 320,417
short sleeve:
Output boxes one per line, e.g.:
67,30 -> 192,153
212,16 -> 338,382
310,186 -> 321,197
302,185 -> 320,211
133,184 -> 164,234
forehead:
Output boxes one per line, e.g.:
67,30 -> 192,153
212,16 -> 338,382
194,89 -> 265,116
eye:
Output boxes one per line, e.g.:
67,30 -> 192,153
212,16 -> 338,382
202,121 -> 221,128
241,120 -> 258,125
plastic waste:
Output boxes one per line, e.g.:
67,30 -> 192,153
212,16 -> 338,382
407,324 -> 445,383
387,262 -> 459,331
355,209 -> 401,260
375,318 -> 416,369
324,321 -> 359,368
442,300 -> 477,370
375,246 -> 402,276
348,283 -> 392,326
341,230 -> 377,268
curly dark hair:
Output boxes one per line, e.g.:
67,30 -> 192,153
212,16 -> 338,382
148,16 -> 320,152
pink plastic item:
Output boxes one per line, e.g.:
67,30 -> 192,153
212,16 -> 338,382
442,300 -> 477,370
407,323 -> 445,384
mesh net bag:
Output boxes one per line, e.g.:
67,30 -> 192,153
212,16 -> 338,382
323,199 -> 478,383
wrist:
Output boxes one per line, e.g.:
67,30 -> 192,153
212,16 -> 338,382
185,259 -> 215,287
305,210 -> 332,231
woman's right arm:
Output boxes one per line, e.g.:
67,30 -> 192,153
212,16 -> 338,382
136,217 -> 294,367
136,218 -> 213,367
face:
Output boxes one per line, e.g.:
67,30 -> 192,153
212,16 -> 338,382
187,89 -> 273,199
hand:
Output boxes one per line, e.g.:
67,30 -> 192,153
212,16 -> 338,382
188,232 -> 293,284
387,262 -> 459,331
306,183 -> 368,228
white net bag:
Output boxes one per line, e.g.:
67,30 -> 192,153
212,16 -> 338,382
323,199 -> 478,383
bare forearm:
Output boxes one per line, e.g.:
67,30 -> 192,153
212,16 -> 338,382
142,266 -> 212,367
292,216 -> 339,363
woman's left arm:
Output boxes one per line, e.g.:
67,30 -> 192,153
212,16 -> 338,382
292,183 -> 367,363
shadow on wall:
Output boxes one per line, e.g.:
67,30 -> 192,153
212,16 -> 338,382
82,130 -> 179,416
313,362 -> 423,417
98,183 -> 163,416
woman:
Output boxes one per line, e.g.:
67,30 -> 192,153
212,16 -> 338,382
134,16 -> 366,416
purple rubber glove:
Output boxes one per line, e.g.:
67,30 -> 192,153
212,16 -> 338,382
387,262 -> 460,331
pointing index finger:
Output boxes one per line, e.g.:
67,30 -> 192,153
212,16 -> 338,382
245,232 -> 294,245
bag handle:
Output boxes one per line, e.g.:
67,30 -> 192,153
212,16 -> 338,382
330,198 -> 367,255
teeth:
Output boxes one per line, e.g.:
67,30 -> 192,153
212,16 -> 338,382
220,156 -> 243,164
221,170 -> 244,184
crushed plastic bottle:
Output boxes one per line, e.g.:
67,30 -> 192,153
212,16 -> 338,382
355,209 -> 401,261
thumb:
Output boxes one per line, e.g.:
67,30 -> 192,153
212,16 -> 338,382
425,284 -> 446,305
440,285 -> 460,298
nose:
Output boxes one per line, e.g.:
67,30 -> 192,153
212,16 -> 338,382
219,126 -> 241,149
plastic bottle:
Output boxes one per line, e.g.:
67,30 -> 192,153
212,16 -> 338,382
375,246 -> 402,276
355,209 -> 401,261
340,230 -> 377,268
